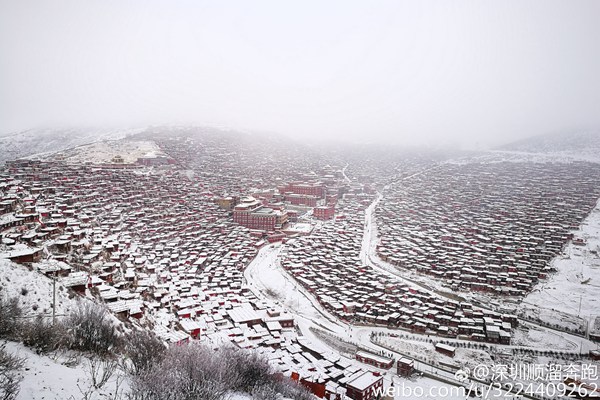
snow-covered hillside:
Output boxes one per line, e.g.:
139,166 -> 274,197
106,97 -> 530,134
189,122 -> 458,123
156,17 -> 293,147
0,258 -> 79,317
4,341 -> 128,400
0,128 -> 146,164
520,197 -> 600,336
497,130 -> 600,162
49,140 -> 162,164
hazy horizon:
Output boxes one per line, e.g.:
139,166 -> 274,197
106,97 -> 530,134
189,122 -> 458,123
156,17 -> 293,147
2,1 -> 600,148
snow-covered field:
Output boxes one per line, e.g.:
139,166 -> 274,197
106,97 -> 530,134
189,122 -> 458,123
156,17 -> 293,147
520,198 -> 600,335
0,127 -> 145,164
377,335 -> 493,372
49,139 -> 162,164
4,340 -> 297,400
511,325 -> 579,351
0,259 -> 132,400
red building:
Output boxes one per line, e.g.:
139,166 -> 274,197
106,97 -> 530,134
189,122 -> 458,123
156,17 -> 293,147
7,248 -> 43,264
345,371 -> 383,400
435,343 -> 456,357
180,320 -> 202,339
314,205 -> 335,220
287,210 -> 299,222
267,233 -> 286,243
397,357 -> 415,377
279,181 -> 326,198
355,351 -> 394,369
284,194 -> 318,207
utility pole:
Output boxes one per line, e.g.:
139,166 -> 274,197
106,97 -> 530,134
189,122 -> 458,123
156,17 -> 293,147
52,270 -> 57,325
585,315 -> 591,340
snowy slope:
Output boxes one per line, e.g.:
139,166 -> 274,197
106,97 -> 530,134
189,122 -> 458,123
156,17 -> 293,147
4,341 -> 128,400
5,340 -> 296,400
520,197 -> 600,337
0,259 -> 79,317
0,127 -> 146,164
496,130 -> 600,162
53,139 -> 161,164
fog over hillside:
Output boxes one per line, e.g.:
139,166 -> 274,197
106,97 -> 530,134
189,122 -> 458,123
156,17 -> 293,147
2,1 -> 600,146
499,130 -> 600,153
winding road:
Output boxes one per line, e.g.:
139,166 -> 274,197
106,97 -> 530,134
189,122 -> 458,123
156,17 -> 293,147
242,162 -> 599,399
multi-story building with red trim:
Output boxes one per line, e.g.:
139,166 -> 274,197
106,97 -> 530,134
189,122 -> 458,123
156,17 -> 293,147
232,197 -> 288,231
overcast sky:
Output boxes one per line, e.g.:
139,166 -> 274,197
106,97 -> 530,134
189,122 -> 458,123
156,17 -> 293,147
1,1 -> 599,147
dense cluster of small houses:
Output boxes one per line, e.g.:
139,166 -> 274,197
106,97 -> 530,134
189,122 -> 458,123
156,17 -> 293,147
3,132 -> 600,399
282,193 -> 517,345
0,135 -> 393,400
375,161 -> 600,296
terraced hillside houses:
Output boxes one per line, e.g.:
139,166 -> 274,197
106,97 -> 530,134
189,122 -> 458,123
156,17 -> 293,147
375,161 -> 600,297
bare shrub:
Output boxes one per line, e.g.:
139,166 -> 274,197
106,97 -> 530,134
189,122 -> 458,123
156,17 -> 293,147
124,330 -> 166,375
87,357 -> 119,389
71,356 -> 122,400
264,287 -> 281,300
129,343 -> 314,400
130,344 -> 228,400
65,301 -> 120,356
250,384 -> 279,400
21,315 -> 65,354
0,343 -> 24,400
0,294 -> 22,340
226,348 -> 272,392
273,379 -> 315,400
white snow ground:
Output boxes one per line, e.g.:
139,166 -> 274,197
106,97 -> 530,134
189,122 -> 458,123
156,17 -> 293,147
4,341 -> 295,400
0,127 -> 145,164
50,139 -> 162,164
521,198 -> 600,337
4,341 -> 128,400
